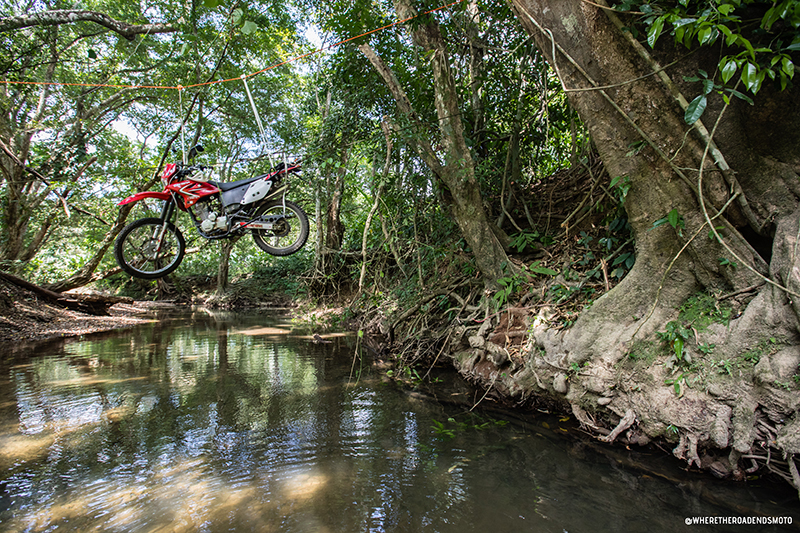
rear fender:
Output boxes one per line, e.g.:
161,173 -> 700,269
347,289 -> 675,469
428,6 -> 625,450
118,191 -> 172,207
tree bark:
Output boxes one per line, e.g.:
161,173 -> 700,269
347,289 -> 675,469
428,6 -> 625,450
325,147 -> 348,251
0,10 -> 177,40
216,238 -> 241,296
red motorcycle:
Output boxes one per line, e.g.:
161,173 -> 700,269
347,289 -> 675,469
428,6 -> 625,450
114,145 -> 309,279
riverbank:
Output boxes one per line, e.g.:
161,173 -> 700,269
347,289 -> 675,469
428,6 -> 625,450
0,277 -> 165,343
0,273 -> 302,344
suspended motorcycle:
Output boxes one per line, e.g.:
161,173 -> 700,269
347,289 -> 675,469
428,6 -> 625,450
114,145 -> 309,279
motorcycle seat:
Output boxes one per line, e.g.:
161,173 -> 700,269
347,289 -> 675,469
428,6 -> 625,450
210,173 -> 271,192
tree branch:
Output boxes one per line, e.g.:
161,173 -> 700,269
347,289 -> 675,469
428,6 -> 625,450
358,43 -> 444,177
0,10 -> 178,40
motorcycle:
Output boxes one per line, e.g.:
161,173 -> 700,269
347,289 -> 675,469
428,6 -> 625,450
114,145 -> 309,279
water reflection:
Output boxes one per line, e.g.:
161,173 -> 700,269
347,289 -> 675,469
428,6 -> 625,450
0,311 -> 797,532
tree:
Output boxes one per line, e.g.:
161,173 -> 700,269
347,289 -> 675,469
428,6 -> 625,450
0,15 -> 159,268
505,0 -> 800,482
359,0 -> 512,287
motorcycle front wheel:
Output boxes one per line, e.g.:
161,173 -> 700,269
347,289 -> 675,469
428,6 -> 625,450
114,217 -> 186,279
251,200 -> 309,256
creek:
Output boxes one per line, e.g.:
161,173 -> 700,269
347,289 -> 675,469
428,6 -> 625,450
0,310 -> 797,532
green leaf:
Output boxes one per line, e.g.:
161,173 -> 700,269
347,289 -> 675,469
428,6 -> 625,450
717,4 -> 735,15
204,0 -> 221,8
88,49 -> 97,59
529,261 -> 558,276
673,17 -> 696,28
753,70 -> 765,93
737,35 -> 756,60
673,336 -> 684,359
667,208 -> 680,229
647,16 -> 665,48
697,25 -> 716,46
684,94 -> 707,124
612,252 -> 631,266
231,8 -> 243,25
762,5 -> 781,30
720,58 -> 737,83
242,20 -> 258,34
727,89 -> 754,105
782,57 -> 795,78
651,216 -> 669,230
741,62 -> 759,92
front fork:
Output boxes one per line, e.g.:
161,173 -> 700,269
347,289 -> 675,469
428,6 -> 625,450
152,199 -> 177,256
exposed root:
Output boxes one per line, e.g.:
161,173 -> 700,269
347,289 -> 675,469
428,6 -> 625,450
788,454 -> 800,501
572,403 -> 604,433
600,409 -> 635,444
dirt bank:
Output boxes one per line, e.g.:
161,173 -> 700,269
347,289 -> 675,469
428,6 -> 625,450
0,277 -> 161,344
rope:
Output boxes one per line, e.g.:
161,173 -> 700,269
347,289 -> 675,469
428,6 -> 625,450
178,86 -> 186,164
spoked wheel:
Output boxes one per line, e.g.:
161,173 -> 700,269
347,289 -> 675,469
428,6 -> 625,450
114,217 -> 186,279
251,200 -> 309,256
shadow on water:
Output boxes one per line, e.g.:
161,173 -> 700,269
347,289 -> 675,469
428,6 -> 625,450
0,310 -> 798,532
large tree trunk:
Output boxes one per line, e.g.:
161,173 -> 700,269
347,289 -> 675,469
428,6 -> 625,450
459,0 -> 800,488
508,0 -> 799,351
216,237 -> 241,296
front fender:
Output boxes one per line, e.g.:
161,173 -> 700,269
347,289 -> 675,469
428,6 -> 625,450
118,191 -> 172,206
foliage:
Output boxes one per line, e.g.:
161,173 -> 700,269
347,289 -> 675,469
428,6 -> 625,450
682,69 -> 753,124
657,292 -> 733,393
630,0 -> 798,90
679,293 -> 732,329
741,336 -> 782,365
494,261 -> 558,307
651,208 -> 686,236
0,0 -> 309,285
616,0 -> 799,123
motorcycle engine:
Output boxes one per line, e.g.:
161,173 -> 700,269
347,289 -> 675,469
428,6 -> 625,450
201,215 -> 216,233
196,200 -> 227,233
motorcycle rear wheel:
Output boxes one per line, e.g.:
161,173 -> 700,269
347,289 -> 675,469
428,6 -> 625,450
114,217 -> 186,279
251,200 -> 309,256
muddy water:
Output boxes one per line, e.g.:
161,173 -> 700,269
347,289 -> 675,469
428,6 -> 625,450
0,310 -> 797,532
